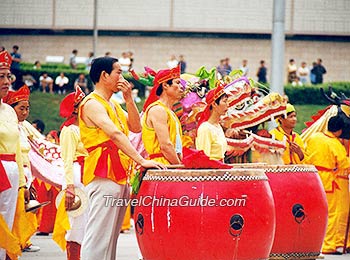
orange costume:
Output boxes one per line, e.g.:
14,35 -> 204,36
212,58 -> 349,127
79,93 -> 133,260
142,65 -> 183,165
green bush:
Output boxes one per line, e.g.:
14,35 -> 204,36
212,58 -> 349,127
285,82 -> 350,105
18,62 -> 145,95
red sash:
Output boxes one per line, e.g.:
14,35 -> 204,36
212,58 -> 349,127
86,140 -> 126,182
74,156 -> 85,183
0,154 -> 15,192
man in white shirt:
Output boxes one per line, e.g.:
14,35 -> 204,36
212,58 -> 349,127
55,72 -> 69,94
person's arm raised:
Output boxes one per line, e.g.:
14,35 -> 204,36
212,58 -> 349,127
118,80 -> 141,133
82,99 -> 164,169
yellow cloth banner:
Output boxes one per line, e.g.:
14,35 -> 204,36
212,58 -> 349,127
12,189 -> 38,249
0,214 -> 21,260
52,193 -> 71,251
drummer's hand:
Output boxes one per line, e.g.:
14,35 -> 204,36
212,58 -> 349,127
65,185 -> 75,210
140,159 -> 167,170
290,142 -> 304,160
24,188 -> 30,203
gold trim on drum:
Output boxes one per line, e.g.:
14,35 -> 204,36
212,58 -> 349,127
232,164 -> 318,174
261,165 -> 318,174
143,169 -> 268,182
269,251 -> 321,259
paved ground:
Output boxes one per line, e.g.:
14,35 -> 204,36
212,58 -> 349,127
21,228 -> 349,260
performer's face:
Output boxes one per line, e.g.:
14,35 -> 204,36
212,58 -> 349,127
167,78 -> 183,100
13,100 -> 30,122
106,62 -> 124,92
213,95 -> 229,116
0,69 -> 11,99
281,112 -> 297,129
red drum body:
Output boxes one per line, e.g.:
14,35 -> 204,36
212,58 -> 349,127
266,165 -> 328,259
134,169 -> 276,260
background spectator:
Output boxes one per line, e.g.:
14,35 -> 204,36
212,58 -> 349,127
119,52 -> 131,72
257,60 -> 267,84
85,52 -> 94,72
10,45 -> 22,83
167,54 -> 178,69
22,72 -> 37,91
287,59 -> 297,83
55,72 -> 69,94
310,62 -> 317,84
311,58 -> 327,84
179,55 -> 186,74
297,61 -> 309,85
240,59 -> 249,76
69,49 -> 78,69
292,77 -> 303,87
39,72 -> 54,93
33,60 -> 41,70
74,73 -> 88,94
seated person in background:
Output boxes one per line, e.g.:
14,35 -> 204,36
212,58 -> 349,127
33,60 -> 41,70
292,77 -> 303,87
22,72 -> 37,91
74,73 -> 88,94
39,72 -> 54,93
55,72 -> 69,94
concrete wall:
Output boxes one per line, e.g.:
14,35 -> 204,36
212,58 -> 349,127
1,34 -> 349,82
1,0 -> 349,35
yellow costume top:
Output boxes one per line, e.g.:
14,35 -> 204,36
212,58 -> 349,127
305,131 -> 349,192
0,103 -> 25,187
142,100 -> 183,165
79,93 -> 132,186
196,121 -> 227,161
60,124 -> 88,185
270,126 -> 305,165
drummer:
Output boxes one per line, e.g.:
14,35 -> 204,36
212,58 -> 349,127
196,83 -> 229,161
142,65 -> 183,165
269,103 -> 305,164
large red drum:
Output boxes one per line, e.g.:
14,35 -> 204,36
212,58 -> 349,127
239,164 -> 328,259
134,168 -> 276,260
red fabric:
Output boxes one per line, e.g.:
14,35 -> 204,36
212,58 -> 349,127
74,156 -> 85,183
66,241 -> 81,260
60,115 -> 77,130
149,153 -> 163,160
37,184 -> 58,233
143,65 -> 181,112
59,86 -> 85,119
182,147 -> 231,169
86,140 -> 127,182
0,154 -> 15,192
197,84 -> 225,128
3,85 -> 30,105
0,50 -> 12,69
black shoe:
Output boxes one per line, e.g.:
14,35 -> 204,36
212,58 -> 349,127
36,232 -> 49,236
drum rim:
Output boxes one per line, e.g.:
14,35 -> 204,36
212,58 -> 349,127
146,168 -> 266,177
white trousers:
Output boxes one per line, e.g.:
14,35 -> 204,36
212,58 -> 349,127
81,177 -> 130,260
0,161 -> 19,260
63,162 -> 88,244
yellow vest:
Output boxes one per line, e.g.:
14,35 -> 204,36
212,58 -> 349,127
79,93 -> 132,185
142,100 -> 182,165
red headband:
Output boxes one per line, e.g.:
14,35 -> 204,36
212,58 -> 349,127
143,65 -> 181,111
